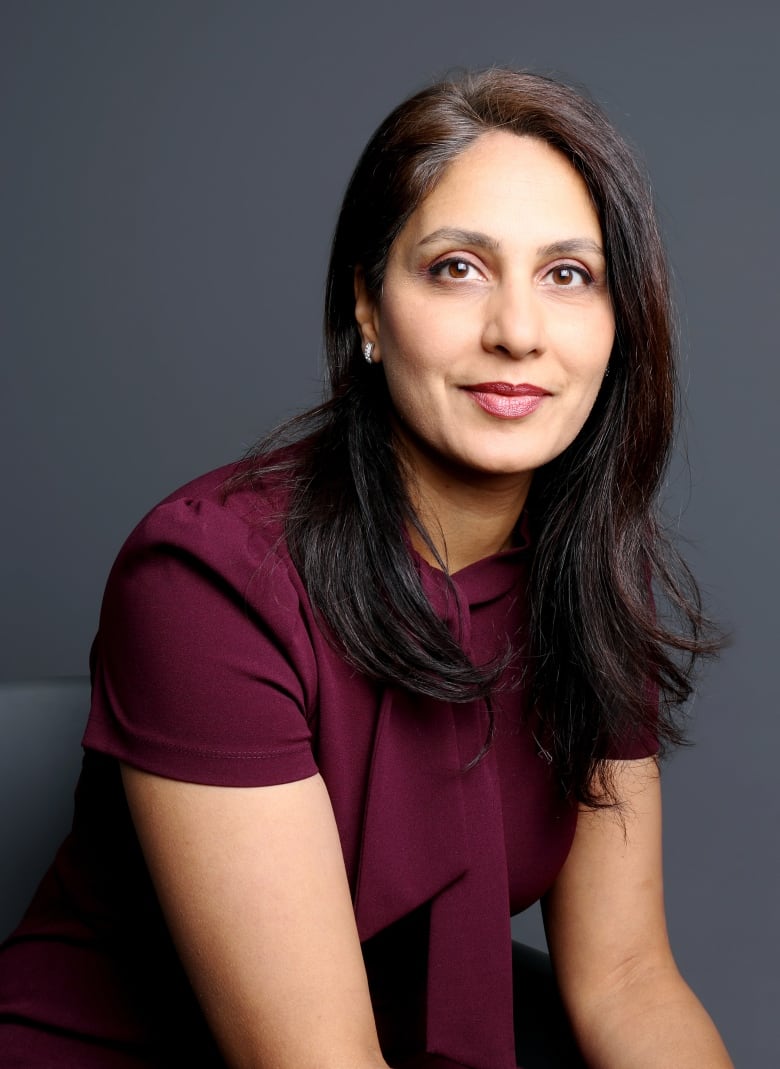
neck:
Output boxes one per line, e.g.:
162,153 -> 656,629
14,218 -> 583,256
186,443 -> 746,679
402,452 -> 532,574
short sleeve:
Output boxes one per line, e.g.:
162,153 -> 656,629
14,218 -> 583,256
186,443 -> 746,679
83,492 -> 320,787
603,559 -> 662,762
603,676 -> 660,761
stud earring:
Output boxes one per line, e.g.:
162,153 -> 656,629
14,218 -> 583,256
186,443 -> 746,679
363,341 -> 375,364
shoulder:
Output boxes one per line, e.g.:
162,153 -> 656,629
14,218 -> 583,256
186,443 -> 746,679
113,460 -> 302,610
86,459 -> 321,785
126,459 -> 287,552
99,457 -> 319,700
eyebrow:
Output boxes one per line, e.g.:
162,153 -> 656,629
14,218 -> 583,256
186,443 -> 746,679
417,228 -> 605,259
537,238 -> 605,259
418,227 -> 500,252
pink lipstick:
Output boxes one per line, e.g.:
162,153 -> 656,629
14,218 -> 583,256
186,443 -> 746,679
464,382 -> 550,420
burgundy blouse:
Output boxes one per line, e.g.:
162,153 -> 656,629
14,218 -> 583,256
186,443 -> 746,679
0,463 -> 655,1069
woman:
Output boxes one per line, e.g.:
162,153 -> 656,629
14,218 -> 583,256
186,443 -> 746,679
0,69 -> 732,1068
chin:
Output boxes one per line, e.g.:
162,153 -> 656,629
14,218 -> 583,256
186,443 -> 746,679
456,453 -> 538,481
465,442 -> 549,474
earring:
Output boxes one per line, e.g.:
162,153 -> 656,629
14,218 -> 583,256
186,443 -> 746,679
363,341 -> 375,364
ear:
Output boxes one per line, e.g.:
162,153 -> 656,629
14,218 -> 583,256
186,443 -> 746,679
354,266 -> 380,356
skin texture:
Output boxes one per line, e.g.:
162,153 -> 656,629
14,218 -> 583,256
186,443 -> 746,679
122,768 -> 388,1069
124,131 -> 733,1068
545,758 -> 733,1068
355,131 -> 615,571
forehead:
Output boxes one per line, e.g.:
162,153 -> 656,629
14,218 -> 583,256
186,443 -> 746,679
400,130 -> 602,247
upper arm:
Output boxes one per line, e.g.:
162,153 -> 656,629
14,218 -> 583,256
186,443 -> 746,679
87,496 -> 385,1068
122,766 -> 386,1069
543,758 -> 674,1020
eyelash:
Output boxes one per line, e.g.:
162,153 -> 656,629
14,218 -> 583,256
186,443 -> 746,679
427,257 -> 596,287
543,263 -> 595,287
427,257 -> 483,281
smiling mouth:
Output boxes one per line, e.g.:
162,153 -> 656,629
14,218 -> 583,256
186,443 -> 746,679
463,382 -> 550,419
466,381 -> 550,396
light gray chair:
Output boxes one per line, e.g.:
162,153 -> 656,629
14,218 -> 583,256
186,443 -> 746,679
0,677 -> 90,939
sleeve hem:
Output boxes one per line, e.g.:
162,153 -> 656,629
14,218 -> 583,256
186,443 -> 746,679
83,729 -> 319,788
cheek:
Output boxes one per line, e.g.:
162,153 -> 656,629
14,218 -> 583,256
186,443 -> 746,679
377,296 -> 449,389
378,282 -> 469,361
561,312 -> 614,381
376,313 -> 427,423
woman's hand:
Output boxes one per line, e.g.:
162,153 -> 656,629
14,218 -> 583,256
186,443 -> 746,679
543,757 -> 733,1068
122,766 -> 389,1069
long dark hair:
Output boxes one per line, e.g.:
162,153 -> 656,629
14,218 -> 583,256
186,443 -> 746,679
233,69 -> 719,804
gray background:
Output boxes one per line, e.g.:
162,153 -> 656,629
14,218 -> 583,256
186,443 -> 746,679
1,1 -> 777,1063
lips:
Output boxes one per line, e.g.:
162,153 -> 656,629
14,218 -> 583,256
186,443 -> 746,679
463,382 -> 550,419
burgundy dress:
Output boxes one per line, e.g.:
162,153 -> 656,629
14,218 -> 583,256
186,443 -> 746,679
0,463 -> 655,1068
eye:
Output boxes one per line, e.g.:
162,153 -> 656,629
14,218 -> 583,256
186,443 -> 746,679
544,263 -> 593,287
429,257 -> 482,281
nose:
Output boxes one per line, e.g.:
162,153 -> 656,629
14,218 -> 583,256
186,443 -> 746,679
480,279 -> 546,359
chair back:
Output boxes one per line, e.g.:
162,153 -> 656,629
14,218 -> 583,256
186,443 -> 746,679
0,677 -> 90,939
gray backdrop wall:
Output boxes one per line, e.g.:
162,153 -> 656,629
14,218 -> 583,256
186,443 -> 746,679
2,1 -> 777,1064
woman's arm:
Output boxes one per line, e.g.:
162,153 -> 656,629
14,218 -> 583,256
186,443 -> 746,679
543,757 -> 733,1068
122,766 -> 389,1069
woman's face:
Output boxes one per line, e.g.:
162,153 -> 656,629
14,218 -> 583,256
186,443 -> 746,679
355,130 -> 615,495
